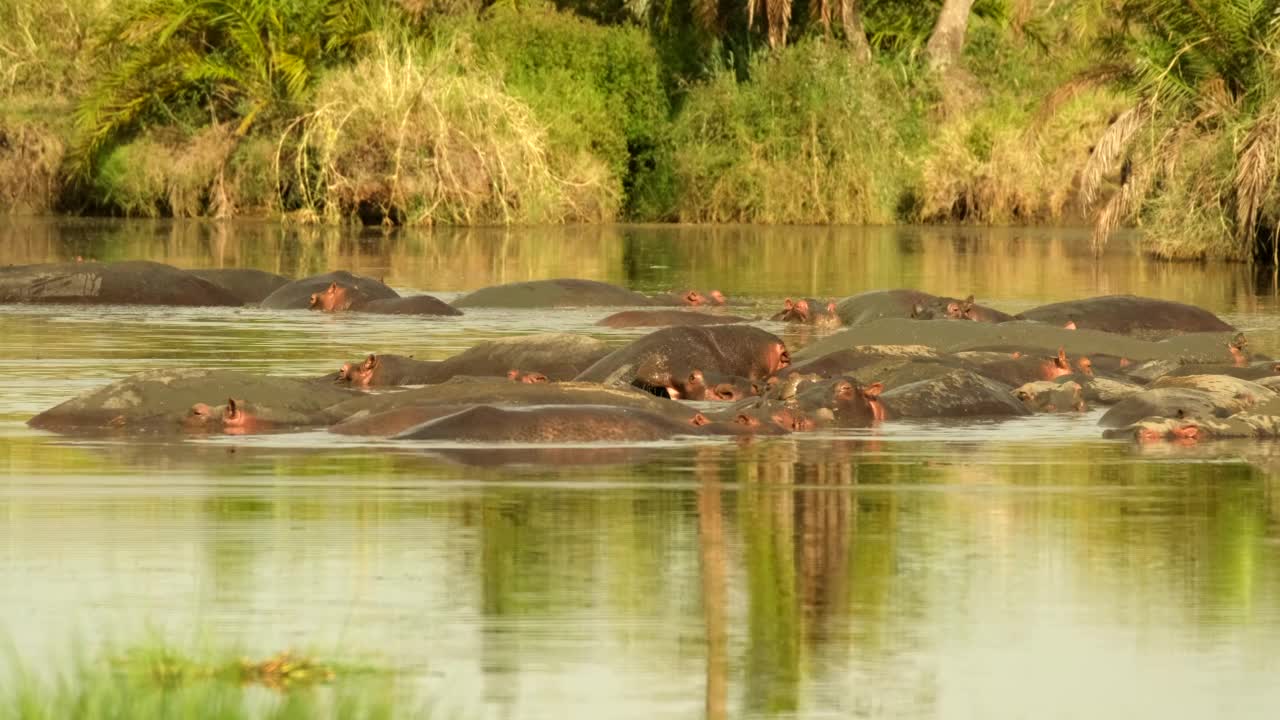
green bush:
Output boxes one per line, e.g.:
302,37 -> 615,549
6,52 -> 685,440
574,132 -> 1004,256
670,39 -> 916,224
467,2 -> 674,218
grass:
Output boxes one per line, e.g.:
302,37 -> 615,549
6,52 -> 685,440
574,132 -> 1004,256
0,642 -> 425,720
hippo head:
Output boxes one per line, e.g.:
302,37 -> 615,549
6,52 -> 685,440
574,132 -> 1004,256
682,289 -> 726,306
338,354 -> 379,387
1229,333 -> 1249,367
833,379 -> 886,423
309,282 -> 355,312
944,296 -> 977,320
765,342 -> 791,376
1043,348 -> 1072,380
184,398 -> 259,434
507,369 -> 549,384
1075,356 -> 1095,376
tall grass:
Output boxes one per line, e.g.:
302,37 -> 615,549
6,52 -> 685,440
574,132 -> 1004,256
280,37 -> 616,225
670,39 -> 918,224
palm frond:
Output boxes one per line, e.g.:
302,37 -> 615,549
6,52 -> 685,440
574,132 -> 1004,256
1234,95 -> 1280,247
1080,101 -> 1150,208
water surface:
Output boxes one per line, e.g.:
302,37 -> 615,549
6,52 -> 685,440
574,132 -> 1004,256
3,220 -> 1280,719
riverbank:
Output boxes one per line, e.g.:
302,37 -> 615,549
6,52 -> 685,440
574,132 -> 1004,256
1,1 -> 1276,261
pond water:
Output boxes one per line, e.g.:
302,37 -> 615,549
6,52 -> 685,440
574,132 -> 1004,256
3,219 -> 1280,719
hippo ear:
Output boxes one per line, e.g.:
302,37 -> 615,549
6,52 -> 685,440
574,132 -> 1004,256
826,301 -> 837,314
328,282 -> 340,293
690,413 -> 710,427
364,354 -> 379,370
734,414 -> 755,426
862,382 -> 884,399
1055,348 -> 1069,369
507,369 -> 520,380
782,298 -> 794,311
964,295 -> 975,305
225,398 -> 240,419
1016,390 -> 1031,401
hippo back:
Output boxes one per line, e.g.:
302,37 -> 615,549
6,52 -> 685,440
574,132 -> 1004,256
259,270 -> 399,309
453,279 -> 652,308
0,261 -> 242,306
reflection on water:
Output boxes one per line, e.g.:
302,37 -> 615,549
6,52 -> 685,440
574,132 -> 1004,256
2,220 -> 1280,719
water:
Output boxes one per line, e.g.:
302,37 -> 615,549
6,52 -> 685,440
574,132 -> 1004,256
3,220 -> 1280,719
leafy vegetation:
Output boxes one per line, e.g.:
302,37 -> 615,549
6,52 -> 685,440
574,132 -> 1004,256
0,0 -> 1277,260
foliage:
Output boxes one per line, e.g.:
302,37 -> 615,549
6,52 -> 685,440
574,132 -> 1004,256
467,1 -> 674,217
1083,0 -> 1280,260
70,0 -> 337,177
280,37 -> 616,225
670,39 -> 916,224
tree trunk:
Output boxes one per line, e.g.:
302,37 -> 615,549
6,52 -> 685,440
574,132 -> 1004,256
925,0 -> 976,72
839,0 -> 871,63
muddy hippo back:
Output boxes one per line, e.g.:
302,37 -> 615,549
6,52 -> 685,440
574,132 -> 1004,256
259,271 -> 399,309
1017,295 -> 1234,337
597,310 -> 748,328
1097,388 -> 1234,428
575,326 -> 789,391
28,368 -> 356,432
394,405 -> 702,442
188,268 -> 290,304
453,279 -> 652,308
879,370 -> 1030,419
0,261 -> 242,306
357,295 -> 462,316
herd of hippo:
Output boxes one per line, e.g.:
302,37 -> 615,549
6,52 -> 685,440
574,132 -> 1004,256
10,259 -> 1280,445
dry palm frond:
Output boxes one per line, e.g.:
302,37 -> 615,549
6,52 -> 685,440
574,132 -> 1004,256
1034,64 -> 1127,125
817,0 -> 831,34
766,0 -> 792,48
693,0 -> 719,34
1234,97 -> 1280,248
1080,101 -> 1150,208
747,0 -> 762,37
1091,154 -> 1155,255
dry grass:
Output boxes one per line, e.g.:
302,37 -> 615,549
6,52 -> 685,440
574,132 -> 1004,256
1234,96 -> 1280,259
281,38 -> 616,225
0,118 -> 66,213
916,85 -> 1128,224
92,125 -> 235,217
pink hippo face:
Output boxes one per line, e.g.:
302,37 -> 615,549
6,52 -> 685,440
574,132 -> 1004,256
766,342 -> 791,376
1041,348 -> 1073,381
183,398 -> 260,434
680,289 -> 726,307
834,379 -> 886,423
338,354 -> 379,387
507,369 -> 549,384
309,282 -> 356,312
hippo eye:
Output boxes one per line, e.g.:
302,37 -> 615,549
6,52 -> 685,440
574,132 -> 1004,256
1016,391 -> 1030,400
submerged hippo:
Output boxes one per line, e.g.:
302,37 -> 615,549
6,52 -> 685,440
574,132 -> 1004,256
1015,381 -> 1087,413
1016,295 -> 1234,338
879,370 -> 1030,419
188,268 -> 290,304
771,298 -> 841,327
336,334 -> 613,387
650,289 -> 728,307
597,310 -> 748,328
28,369 -> 356,433
0,261 -> 241,306
309,282 -> 461,316
453,279 -> 652,308
779,345 -> 944,380
259,271 -> 399,310
1096,388 -> 1237,428
975,349 -> 1074,387
575,325 -> 790,398
1150,374 -> 1275,410
1103,411 -> 1280,442
834,290 -> 1010,326
394,405 -> 707,442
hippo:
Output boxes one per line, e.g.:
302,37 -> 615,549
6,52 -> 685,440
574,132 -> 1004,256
188,268 -> 290,304
507,370 -> 549,384
771,298 -> 841,327
779,345 -> 944,380
1102,412 -> 1280,442
452,279 -> 653,308
975,349 -> 1074,387
596,310 -> 748,328
1163,361 -> 1280,381
834,290 -> 1010,326
0,261 -> 242,306
1096,388 -> 1237,428
794,318 -> 1242,367
650,289 -> 728,307
1150,374 -> 1275,410
328,379 -> 696,425
575,326 -> 790,398
1053,373 -> 1144,404
879,370 -> 1030,419
185,398 -> 291,434
791,377 -> 885,426
1014,381 -> 1087,413
308,283 -> 461,316
259,271 -> 399,310
1016,295 -> 1234,338
334,334 -> 613,387
393,405 -> 707,442
28,369 -> 357,433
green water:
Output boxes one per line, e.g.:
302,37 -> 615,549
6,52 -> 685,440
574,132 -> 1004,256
3,220 -> 1280,719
